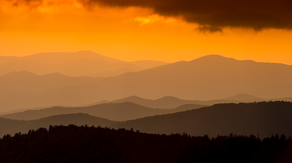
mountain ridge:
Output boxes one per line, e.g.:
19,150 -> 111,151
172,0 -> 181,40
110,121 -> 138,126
0,113 -> 115,137
0,51 -> 170,77
1,54 -> 292,111
105,94 -> 265,108
2,102 -> 292,139
0,71 -> 102,95
108,101 -> 292,138
0,102 -> 205,121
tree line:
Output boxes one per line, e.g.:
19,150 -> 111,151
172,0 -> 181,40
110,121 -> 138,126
0,125 -> 290,163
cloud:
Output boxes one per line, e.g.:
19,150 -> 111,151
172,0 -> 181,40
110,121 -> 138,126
0,0 -> 83,13
134,15 -> 175,25
3,0 -> 292,32
78,0 -> 292,32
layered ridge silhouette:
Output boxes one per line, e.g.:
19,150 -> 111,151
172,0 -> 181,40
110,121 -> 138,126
0,51 -> 168,77
0,71 -> 102,94
107,94 -> 264,108
109,101 -> 292,138
0,113 -> 115,137
0,102 -> 205,121
2,102 -> 292,139
1,55 -> 292,112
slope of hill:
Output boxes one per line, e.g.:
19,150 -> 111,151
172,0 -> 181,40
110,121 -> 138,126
0,56 -> 19,65
87,68 -> 137,78
0,103 -> 205,121
0,118 -> 25,137
0,113 -> 115,137
88,60 -> 169,77
109,101 -> 292,138
223,93 -> 264,102
0,125 -> 288,163
129,60 -> 169,69
0,71 -> 102,94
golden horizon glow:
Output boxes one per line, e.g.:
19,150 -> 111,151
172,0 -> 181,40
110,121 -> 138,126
1,0 -> 292,65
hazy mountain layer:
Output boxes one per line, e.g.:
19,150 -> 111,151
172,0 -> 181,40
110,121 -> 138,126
2,102 -> 292,139
109,101 -> 292,138
76,55 -> 292,101
0,51 -> 169,77
88,60 -> 169,77
0,71 -> 102,94
5,55 -> 291,109
1,55 -> 292,112
108,94 -> 264,108
0,51 -> 140,77
129,60 -> 169,69
0,56 -> 19,65
0,113 -> 115,137
0,102 -> 205,121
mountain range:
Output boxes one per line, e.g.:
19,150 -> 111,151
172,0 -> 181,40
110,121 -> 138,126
0,113 -> 115,137
1,54 -> 292,112
0,51 -> 168,77
109,101 -> 292,138
0,102 -> 205,121
0,71 -> 101,94
72,55 -> 292,101
2,102 -> 292,139
107,94 -> 264,108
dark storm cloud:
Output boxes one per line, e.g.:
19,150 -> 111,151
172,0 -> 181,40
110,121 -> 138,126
4,0 -> 292,32
80,0 -> 292,32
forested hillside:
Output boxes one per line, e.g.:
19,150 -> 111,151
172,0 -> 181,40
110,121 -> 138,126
0,125 -> 290,163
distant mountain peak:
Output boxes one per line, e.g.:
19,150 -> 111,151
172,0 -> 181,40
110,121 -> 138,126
2,71 -> 39,78
198,54 -> 229,59
117,96 -> 147,101
156,96 -> 182,101
73,51 -> 111,58
191,55 -> 237,62
223,93 -> 264,101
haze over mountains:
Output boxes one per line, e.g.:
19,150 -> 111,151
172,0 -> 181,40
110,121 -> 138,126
0,102 -> 205,121
1,54 -> 292,112
0,71 -> 101,94
108,94 -> 264,109
0,51 -> 168,77
78,55 -> 292,101
2,102 -> 292,139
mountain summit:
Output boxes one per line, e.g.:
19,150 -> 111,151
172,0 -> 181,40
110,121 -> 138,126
193,54 -> 235,61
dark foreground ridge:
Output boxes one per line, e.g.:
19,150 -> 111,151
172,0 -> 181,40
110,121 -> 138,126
0,125 -> 291,163
109,101 -> 292,138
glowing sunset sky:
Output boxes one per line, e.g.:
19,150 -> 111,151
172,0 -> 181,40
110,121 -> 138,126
1,0 -> 292,64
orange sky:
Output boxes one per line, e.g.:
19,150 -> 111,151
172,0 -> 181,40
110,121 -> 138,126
1,0 -> 292,64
